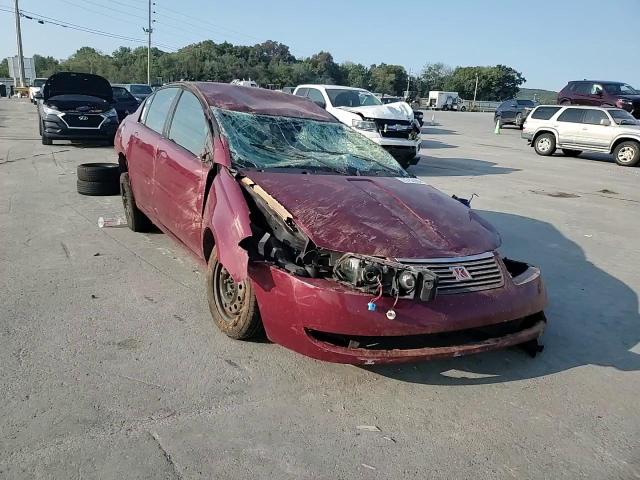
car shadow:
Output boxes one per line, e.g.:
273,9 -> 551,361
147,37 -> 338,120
421,126 -> 459,135
421,139 -> 458,149
555,152 -> 615,164
410,156 -> 520,176
367,209 -> 640,385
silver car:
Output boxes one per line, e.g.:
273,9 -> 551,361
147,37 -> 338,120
522,105 -> 640,166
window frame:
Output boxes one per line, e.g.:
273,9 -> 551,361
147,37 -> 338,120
557,108 -> 585,123
141,86 -> 180,135
530,106 -> 561,120
581,109 -> 610,125
165,88 -> 213,158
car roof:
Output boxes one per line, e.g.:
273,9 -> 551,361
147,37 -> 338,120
533,104 -> 628,112
297,84 -> 368,91
183,82 -> 339,123
569,80 -> 625,84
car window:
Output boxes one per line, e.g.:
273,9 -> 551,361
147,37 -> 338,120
582,109 -> 608,125
294,88 -> 308,97
168,91 -> 210,156
143,88 -> 179,134
530,106 -> 561,120
557,108 -> 584,123
603,83 -> 639,95
306,88 -> 325,105
326,89 -> 382,107
130,84 -> 153,95
498,101 -> 510,110
574,82 -> 592,95
607,109 -> 638,125
590,84 -> 603,95
516,100 -> 535,107
112,87 -> 135,101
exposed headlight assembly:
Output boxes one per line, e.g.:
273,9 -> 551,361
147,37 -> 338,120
334,253 -> 438,302
104,108 -> 118,118
42,104 -> 59,116
351,119 -> 377,131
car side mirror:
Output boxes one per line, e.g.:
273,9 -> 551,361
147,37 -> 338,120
599,118 -> 610,126
34,92 -> 43,99
595,89 -> 603,96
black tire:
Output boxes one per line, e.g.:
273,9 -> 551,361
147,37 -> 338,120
42,133 -> 52,145
460,106 -> 466,112
613,141 -> 640,167
515,113 -> 523,129
120,172 -> 152,232
77,179 -> 120,196
562,149 -> 582,157
206,252 -> 263,340
442,105 -> 449,111
534,133 -> 556,156
77,163 -> 120,183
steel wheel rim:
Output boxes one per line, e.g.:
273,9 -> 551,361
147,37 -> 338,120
538,138 -> 551,152
213,263 -> 246,322
617,146 -> 635,163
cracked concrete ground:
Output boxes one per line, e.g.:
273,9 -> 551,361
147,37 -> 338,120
1,98 -> 639,479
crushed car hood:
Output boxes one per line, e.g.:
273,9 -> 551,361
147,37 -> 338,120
337,102 -> 414,121
245,172 -> 501,259
43,72 -> 113,102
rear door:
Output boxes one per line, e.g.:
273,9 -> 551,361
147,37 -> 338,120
127,87 -> 179,214
574,109 -> 611,149
153,89 -> 211,254
573,82 -> 595,105
555,108 -> 585,144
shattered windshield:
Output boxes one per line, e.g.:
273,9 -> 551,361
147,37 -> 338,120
212,108 -> 408,177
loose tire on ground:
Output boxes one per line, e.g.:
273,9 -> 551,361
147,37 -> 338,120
120,172 -> 153,232
613,141 -> 640,167
562,149 -> 582,157
76,179 -> 120,196
534,133 -> 556,156
77,163 -> 120,183
206,252 -> 263,340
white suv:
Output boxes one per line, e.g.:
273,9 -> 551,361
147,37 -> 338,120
293,85 -> 421,168
522,105 -> 640,166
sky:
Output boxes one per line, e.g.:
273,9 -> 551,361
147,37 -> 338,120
1,0 -> 639,91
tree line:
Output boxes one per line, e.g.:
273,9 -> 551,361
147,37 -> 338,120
0,40 -> 525,100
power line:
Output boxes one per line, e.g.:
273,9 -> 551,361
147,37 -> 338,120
0,6 -> 180,51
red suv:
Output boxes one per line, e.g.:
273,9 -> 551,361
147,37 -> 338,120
557,80 -> 640,118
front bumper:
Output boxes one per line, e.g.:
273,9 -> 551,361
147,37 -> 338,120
521,131 -> 533,141
41,112 -> 118,140
249,258 -> 547,364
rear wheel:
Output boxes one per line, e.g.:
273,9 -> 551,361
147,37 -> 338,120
206,252 -> 263,340
562,149 -> 582,157
515,113 -> 523,129
613,141 -> 640,167
534,133 -> 556,156
120,172 -> 152,232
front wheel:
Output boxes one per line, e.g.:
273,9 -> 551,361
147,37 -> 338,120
534,133 -> 556,156
460,106 -> 466,112
120,172 -> 152,232
562,149 -> 582,157
613,141 -> 640,167
206,253 -> 263,340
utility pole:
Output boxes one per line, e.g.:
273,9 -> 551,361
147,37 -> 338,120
472,73 -> 479,110
405,68 -> 411,100
14,0 -> 26,87
143,0 -> 154,85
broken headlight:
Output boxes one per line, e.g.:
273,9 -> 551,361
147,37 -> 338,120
334,254 -> 438,301
352,119 -> 377,132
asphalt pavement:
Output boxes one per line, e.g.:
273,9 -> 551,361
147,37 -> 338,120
1,99 -> 638,479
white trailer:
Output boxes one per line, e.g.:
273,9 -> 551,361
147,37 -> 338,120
427,91 -> 465,111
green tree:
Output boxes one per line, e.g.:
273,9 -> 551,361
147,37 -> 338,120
420,62 -> 452,95
0,58 -> 9,78
340,62 -> 369,89
445,65 -> 525,101
369,64 -> 407,95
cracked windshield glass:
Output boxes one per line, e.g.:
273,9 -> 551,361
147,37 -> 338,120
212,108 -> 408,176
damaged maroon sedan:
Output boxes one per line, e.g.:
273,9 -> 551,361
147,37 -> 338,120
114,82 -> 547,364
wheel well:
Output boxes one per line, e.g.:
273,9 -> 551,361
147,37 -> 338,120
203,228 -> 215,262
610,137 -> 640,153
118,153 -> 128,173
533,129 -> 556,143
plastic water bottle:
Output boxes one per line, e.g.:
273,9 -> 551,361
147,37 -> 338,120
98,216 -> 127,228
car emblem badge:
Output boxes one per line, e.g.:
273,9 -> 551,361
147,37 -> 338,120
78,115 -> 88,121
450,266 -> 472,281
